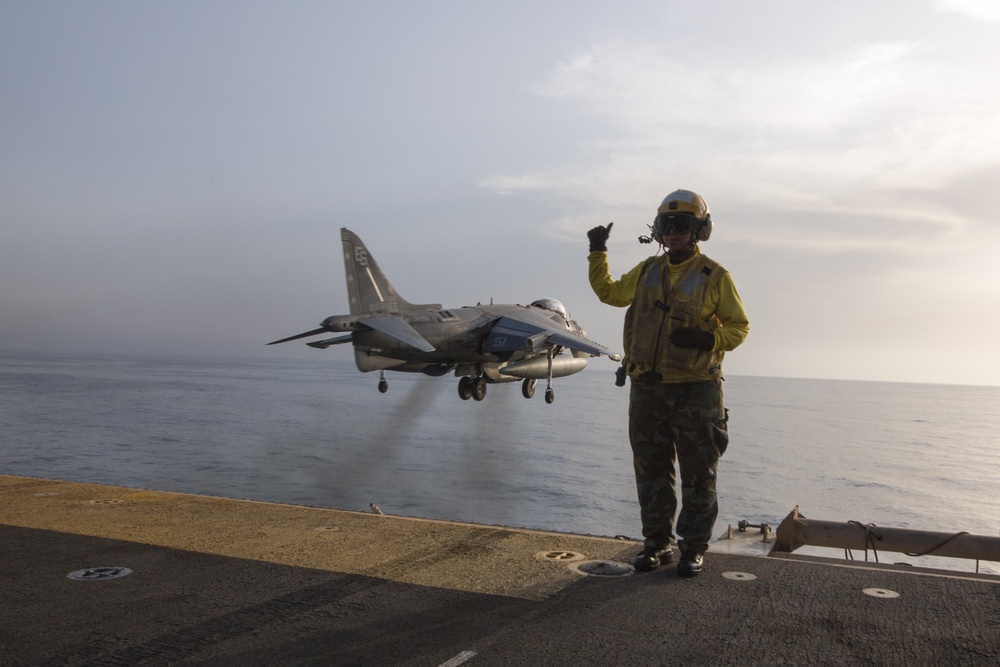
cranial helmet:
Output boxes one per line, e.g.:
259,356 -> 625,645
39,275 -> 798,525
652,189 -> 713,242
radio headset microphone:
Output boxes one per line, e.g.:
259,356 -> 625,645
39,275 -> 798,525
638,221 -> 655,244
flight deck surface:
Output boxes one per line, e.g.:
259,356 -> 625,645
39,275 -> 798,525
2,474 -> 997,666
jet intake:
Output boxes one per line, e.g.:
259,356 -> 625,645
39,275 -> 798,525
499,356 -> 588,379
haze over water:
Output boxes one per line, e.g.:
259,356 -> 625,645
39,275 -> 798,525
3,351 -> 998,575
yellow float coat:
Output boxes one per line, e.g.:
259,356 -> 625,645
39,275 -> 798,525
588,247 -> 749,382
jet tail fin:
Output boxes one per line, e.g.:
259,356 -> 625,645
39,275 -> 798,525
341,228 -> 442,315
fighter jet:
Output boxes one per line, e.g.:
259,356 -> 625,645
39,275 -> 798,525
268,228 -> 621,403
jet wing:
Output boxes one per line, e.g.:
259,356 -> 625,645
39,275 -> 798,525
360,315 -> 436,353
267,327 -> 328,346
484,316 -> 618,358
306,334 -> 353,349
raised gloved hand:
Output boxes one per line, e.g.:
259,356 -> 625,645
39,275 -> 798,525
587,222 -> 613,252
670,327 -> 715,350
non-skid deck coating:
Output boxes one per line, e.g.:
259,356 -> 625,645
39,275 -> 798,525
2,474 -> 998,666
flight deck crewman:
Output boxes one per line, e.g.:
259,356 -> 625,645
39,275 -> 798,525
586,189 -> 749,577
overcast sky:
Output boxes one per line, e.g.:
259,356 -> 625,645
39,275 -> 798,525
3,1 -> 999,386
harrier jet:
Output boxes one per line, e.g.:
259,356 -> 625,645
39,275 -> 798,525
268,228 -> 621,403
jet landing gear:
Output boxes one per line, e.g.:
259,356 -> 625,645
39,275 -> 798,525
458,376 -> 487,401
521,378 -> 555,403
519,351 -> 557,403
521,378 -> 535,399
459,370 -> 555,404
378,370 -> 388,394
544,352 -> 556,403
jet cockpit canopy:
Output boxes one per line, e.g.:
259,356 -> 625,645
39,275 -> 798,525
530,298 -> 569,320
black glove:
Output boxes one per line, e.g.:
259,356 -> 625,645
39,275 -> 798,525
587,222 -> 613,252
670,327 -> 715,350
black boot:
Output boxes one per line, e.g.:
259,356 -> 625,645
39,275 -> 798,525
677,551 -> 704,577
634,546 -> 673,572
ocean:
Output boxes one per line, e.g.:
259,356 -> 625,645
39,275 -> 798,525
2,351 -> 998,575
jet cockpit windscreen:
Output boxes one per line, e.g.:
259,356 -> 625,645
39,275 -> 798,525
530,298 -> 569,319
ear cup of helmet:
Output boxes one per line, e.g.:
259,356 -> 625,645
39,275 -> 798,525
696,215 -> 713,242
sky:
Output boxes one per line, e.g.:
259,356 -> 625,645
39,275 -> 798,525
3,0 -> 999,386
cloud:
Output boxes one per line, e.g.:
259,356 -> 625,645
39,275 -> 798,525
479,33 -> 1000,259
936,0 -> 1000,22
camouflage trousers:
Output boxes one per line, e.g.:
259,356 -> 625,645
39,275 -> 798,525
628,378 -> 729,555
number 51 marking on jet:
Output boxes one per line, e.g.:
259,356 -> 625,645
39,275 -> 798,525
268,228 -> 621,404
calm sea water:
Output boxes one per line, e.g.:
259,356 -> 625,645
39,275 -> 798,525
2,351 -> 998,574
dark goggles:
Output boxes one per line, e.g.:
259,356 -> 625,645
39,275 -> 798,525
653,213 -> 697,235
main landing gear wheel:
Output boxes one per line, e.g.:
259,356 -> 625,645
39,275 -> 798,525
472,376 -> 487,401
521,378 -> 536,399
458,376 -> 473,400
545,388 -> 555,404
458,376 -> 487,401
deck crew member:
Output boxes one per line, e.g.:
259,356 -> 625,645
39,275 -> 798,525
586,189 -> 749,576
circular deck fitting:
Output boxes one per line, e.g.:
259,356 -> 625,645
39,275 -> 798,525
722,571 -> 758,581
863,587 -> 900,599
536,550 -> 586,563
67,567 -> 133,581
571,560 -> 634,577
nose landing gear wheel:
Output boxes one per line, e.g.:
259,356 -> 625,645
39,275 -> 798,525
545,388 -> 555,404
521,378 -> 536,399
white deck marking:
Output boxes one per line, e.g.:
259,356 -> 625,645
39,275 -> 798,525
438,650 -> 477,666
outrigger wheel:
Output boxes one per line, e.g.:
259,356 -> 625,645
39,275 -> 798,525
378,371 -> 388,394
